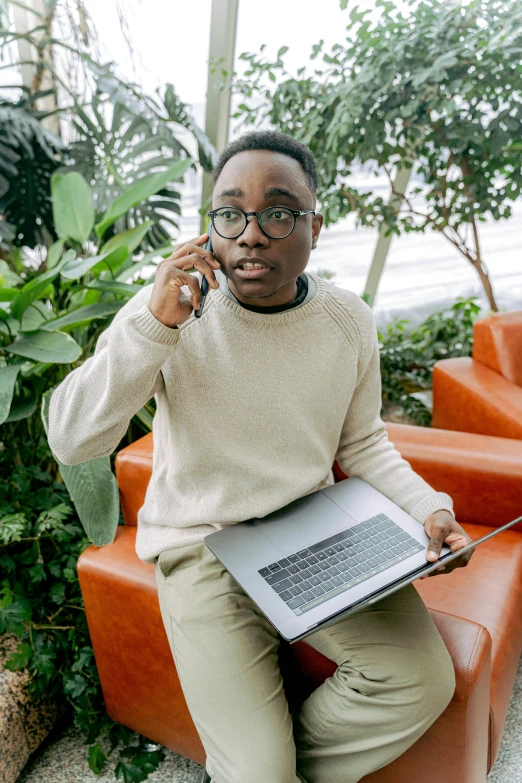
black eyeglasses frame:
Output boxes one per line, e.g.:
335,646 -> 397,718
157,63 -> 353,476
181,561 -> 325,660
207,205 -> 316,239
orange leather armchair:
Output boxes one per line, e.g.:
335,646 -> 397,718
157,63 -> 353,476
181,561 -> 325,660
77,423 -> 522,783
432,310 -> 522,439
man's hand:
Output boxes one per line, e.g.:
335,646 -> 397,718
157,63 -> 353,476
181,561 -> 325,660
419,509 -> 474,579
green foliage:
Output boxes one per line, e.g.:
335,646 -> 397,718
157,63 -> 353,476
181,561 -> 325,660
0,5 -> 215,779
0,97 -> 63,247
378,297 -> 482,425
95,160 -> 192,239
64,60 -> 216,251
115,747 -> 166,782
39,385 -> 122,546
1,170 -> 178,545
0,25 -> 217,254
52,171 -> 95,244
228,0 -> 522,311
0,439 -> 164,779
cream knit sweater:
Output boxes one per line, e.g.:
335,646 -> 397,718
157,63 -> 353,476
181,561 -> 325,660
48,272 -> 454,563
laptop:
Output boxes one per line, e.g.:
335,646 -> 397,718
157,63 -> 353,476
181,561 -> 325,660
204,476 -> 522,643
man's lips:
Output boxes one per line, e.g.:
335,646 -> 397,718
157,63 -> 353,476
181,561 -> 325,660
233,257 -> 273,269
234,265 -> 272,280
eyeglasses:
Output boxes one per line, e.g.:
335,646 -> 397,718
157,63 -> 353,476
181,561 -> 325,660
207,205 -> 316,239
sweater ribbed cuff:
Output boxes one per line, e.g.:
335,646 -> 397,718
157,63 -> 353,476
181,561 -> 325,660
131,305 -> 181,345
409,492 -> 456,525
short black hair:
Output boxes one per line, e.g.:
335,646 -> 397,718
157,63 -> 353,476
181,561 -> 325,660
211,130 -> 317,198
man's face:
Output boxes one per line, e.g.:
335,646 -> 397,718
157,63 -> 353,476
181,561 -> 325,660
211,149 -> 323,307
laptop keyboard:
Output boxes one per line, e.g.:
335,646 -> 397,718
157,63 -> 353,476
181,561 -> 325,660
258,513 -> 425,615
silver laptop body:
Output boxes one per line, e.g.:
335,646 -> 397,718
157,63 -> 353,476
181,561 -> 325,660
204,477 -> 522,643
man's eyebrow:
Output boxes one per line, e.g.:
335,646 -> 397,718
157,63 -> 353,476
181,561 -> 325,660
216,187 -> 301,202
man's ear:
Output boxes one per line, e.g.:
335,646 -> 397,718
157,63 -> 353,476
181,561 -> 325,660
311,213 -> 323,249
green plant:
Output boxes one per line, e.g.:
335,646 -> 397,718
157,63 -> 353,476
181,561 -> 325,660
0,164 -> 198,779
0,95 -> 63,247
64,60 -> 217,250
1,165 -> 193,546
226,0 -> 522,312
0,434 -> 165,780
0,7 -> 217,777
378,296 -> 482,425
0,4 -> 217,253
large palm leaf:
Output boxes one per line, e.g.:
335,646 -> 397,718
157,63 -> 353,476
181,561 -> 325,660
64,62 -> 218,251
0,97 -> 63,247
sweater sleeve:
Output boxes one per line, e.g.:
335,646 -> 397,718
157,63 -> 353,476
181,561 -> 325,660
48,284 -> 180,465
333,301 -> 455,525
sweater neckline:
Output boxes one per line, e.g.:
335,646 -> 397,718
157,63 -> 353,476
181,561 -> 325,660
208,273 -> 327,325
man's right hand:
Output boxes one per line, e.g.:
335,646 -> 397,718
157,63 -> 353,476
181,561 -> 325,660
147,233 -> 221,327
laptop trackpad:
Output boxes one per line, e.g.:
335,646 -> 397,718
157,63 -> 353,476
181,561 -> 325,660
253,492 -> 356,555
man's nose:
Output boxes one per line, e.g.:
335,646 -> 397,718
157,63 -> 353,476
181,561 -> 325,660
237,215 -> 270,247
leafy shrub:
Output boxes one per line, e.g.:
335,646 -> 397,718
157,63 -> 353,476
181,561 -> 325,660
0,96 -> 63,248
0,434 -> 165,779
1,165 -> 197,546
378,297 -> 482,425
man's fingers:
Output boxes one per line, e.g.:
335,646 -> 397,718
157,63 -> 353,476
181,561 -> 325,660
175,270 -> 203,309
426,521 -> 450,561
183,253 -> 220,289
171,237 -> 220,268
420,513 -> 475,579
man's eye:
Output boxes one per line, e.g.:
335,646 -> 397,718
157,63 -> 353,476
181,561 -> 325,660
268,209 -> 291,221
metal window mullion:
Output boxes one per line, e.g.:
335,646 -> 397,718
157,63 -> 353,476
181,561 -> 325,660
199,0 -> 240,236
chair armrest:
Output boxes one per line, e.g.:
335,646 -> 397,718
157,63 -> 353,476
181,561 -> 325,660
383,423 -> 522,530
360,609 -> 492,783
432,358 -> 522,439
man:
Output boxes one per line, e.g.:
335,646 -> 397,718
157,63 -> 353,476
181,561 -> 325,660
48,130 -> 473,783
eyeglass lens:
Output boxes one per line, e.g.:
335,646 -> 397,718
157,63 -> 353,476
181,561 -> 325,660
212,207 -> 294,238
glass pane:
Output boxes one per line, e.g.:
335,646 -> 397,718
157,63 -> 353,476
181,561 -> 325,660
214,208 -> 246,237
261,208 -> 294,237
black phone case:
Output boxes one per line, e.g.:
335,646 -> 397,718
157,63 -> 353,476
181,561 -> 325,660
194,224 -> 213,318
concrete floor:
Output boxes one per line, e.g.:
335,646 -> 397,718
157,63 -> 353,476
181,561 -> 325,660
15,654 -> 522,783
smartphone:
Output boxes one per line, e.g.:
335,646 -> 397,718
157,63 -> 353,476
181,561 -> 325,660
194,223 -> 213,319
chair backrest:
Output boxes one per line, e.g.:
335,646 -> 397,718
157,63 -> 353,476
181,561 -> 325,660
473,311 -> 522,386
115,433 -> 153,526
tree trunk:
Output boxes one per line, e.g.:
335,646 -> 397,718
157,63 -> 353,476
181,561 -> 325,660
457,158 -> 499,312
470,217 -> 498,312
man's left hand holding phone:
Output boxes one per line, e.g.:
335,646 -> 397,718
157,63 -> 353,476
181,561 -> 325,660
147,224 -> 219,329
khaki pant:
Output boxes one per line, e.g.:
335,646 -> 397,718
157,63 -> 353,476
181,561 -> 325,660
155,541 -> 455,783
